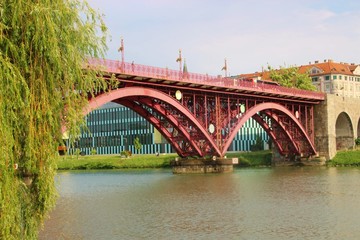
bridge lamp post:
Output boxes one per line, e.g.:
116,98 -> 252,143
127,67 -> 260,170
176,49 -> 182,79
221,58 -> 228,77
118,37 -> 125,72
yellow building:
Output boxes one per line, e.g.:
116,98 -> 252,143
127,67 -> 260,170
237,59 -> 360,98
299,60 -> 360,97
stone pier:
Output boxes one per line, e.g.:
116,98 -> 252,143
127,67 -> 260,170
314,94 -> 360,160
171,158 -> 237,174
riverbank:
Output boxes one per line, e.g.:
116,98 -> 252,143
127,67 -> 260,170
326,148 -> 360,166
56,151 -> 272,170
56,148 -> 360,170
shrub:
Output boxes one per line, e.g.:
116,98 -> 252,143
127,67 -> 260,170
91,148 -> 97,155
120,150 -> 132,158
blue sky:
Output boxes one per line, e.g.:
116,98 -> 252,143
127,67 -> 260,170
87,0 -> 360,76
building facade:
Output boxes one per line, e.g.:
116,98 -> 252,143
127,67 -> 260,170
70,103 -> 268,155
237,59 -> 360,98
299,60 -> 360,98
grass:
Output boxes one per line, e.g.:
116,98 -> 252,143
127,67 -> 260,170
57,148 -> 360,170
57,154 -> 176,170
327,148 -> 360,166
57,151 -> 273,170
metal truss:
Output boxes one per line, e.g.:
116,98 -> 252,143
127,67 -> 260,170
88,86 -> 317,158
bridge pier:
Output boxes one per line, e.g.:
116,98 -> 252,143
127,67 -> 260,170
171,158 -> 236,174
271,148 -> 326,166
314,94 -> 359,160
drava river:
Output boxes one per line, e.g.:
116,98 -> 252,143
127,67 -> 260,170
40,167 -> 360,240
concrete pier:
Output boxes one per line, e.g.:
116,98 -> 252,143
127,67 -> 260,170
171,158 -> 237,174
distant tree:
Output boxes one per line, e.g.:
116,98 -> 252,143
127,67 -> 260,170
134,136 -> 142,153
268,65 -> 316,91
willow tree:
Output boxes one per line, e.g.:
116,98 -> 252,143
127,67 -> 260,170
0,0 -> 109,238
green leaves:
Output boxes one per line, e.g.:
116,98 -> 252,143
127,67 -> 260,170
134,136 -> 142,153
268,65 -> 316,91
0,0 -> 108,238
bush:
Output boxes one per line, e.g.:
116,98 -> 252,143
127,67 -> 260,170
91,148 -> 97,155
120,150 -> 132,158
238,157 -> 250,167
250,134 -> 264,151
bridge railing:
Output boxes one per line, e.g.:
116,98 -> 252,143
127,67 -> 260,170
87,58 -> 325,100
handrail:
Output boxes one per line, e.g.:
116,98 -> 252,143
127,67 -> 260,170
86,58 -> 325,100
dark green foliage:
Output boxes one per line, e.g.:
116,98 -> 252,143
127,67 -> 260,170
227,151 -> 273,167
250,134 -> 264,151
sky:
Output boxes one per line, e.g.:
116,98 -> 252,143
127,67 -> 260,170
86,0 -> 360,76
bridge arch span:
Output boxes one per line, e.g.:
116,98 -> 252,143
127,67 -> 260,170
335,112 -> 354,150
222,102 -> 317,157
86,87 -> 221,157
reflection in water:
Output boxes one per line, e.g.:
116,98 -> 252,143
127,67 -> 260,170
40,168 -> 360,240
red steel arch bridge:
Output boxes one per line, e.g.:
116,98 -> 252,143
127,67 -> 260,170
85,59 -> 325,159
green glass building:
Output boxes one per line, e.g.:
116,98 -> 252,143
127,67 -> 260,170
70,103 -> 268,155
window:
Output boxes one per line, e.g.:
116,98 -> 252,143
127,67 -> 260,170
312,77 -> 318,82
325,75 -> 330,80
345,76 -> 348,80
332,75 -> 337,80
339,75 -> 342,80
325,84 -> 330,92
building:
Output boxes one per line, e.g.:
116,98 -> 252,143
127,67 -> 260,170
71,102 -> 172,155
237,59 -> 360,98
69,102 -> 268,155
299,60 -> 360,97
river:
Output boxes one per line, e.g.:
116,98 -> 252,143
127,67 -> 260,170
40,167 -> 360,240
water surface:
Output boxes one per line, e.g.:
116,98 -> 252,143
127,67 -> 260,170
40,167 -> 360,239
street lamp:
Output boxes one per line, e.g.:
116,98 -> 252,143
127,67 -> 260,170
176,49 -> 182,79
118,37 -> 125,72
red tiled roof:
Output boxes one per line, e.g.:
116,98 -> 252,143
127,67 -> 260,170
237,71 -> 272,80
237,60 -> 359,80
298,61 -> 354,75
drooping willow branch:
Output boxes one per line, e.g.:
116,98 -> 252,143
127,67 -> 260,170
0,0 -> 110,238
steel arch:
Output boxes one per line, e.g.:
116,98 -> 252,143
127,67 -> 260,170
115,97 -> 203,157
221,102 -> 317,157
86,87 -> 221,157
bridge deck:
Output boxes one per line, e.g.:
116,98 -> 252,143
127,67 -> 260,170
88,58 -> 325,103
